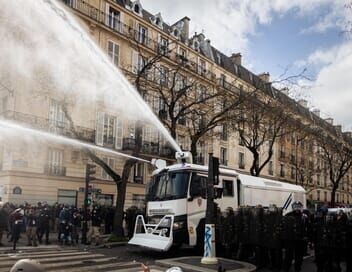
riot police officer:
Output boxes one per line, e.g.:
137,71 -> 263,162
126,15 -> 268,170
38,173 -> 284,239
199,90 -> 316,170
281,201 -> 308,272
263,205 -> 283,271
38,206 -> 51,244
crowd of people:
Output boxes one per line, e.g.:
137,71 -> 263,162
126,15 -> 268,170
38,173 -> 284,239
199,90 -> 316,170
0,201 -> 116,249
220,202 -> 352,272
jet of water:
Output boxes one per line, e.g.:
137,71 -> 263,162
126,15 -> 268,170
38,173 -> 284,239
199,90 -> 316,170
0,120 -> 150,163
0,0 -> 182,153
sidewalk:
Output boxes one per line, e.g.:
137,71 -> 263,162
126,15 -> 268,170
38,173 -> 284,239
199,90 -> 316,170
156,256 -> 256,272
0,232 -> 127,251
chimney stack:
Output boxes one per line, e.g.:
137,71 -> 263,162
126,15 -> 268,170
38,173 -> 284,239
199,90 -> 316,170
230,53 -> 242,66
312,109 -> 320,117
343,131 -> 352,138
334,125 -> 342,132
298,99 -> 308,108
258,72 -> 270,83
325,118 -> 334,125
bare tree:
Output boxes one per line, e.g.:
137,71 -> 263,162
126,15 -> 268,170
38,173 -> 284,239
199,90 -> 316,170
315,131 -> 352,207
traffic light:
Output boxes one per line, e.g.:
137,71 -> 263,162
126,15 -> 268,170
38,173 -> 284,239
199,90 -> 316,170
86,164 -> 96,182
85,198 -> 92,206
212,157 -> 220,185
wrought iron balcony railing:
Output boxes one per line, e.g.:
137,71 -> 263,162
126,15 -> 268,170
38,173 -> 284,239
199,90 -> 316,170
61,0 -> 216,81
45,164 -> 66,176
122,138 -> 174,158
1,110 -> 95,143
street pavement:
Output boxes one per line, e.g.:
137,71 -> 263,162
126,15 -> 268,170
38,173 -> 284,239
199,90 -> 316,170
0,246 -> 166,272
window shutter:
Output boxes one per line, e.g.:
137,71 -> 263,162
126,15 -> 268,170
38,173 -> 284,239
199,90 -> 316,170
105,3 -> 110,26
119,13 -> 124,32
115,117 -> 123,149
132,50 -> 139,74
96,112 -> 104,146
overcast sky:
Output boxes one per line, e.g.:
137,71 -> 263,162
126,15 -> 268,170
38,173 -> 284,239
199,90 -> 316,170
142,0 -> 352,131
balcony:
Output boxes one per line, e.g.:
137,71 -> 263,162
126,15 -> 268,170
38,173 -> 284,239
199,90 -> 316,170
1,111 -> 95,143
61,0 -> 216,82
45,165 -> 66,176
122,138 -> 173,158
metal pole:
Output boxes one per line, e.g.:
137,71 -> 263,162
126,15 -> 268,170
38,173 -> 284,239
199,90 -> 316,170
201,153 -> 218,265
295,138 -> 298,185
81,165 -> 89,244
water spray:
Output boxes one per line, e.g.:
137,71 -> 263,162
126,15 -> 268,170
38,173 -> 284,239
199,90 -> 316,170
0,120 -> 150,164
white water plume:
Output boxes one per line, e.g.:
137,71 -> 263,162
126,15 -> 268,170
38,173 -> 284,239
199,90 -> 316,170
0,120 -> 150,163
0,0 -> 181,153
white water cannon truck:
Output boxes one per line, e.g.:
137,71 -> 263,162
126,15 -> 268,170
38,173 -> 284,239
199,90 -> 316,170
128,152 -> 306,251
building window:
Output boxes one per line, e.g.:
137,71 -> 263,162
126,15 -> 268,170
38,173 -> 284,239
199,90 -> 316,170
223,180 -> 234,197
58,189 -> 77,206
138,25 -> 147,45
291,167 -> 296,179
280,164 -> 285,177
133,163 -> 144,184
96,112 -> 123,149
268,161 -> 273,175
0,96 -> 8,113
13,186 -> 22,195
108,6 -> 120,31
220,147 -> 227,166
196,85 -> 206,102
198,59 -> 206,76
47,148 -> 65,176
49,99 -> 65,130
317,190 -> 320,201
96,194 -> 113,206
132,194 -> 145,208
108,41 -> 119,66
221,124 -> 228,141
158,36 -> 169,55
279,145 -> 285,159
324,191 -> 327,201
159,66 -> 169,86
239,152 -> 245,169
101,157 -> 115,180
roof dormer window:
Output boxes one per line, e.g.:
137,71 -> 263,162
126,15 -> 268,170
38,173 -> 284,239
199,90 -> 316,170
131,1 -> 143,17
172,28 -> 180,39
151,13 -> 163,29
134,4 -> 140,13
193,40 -> 200,51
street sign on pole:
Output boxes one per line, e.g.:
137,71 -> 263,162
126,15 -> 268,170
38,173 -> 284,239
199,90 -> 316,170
201,153 -> 218,265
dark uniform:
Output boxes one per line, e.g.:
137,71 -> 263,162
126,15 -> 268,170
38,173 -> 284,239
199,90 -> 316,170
263,206 -> 283,271
281,202 -> 308,272
249,206 -> 265,268
346,215 -> 352,272
237,207 -> 251,260
38,207 -> 51,244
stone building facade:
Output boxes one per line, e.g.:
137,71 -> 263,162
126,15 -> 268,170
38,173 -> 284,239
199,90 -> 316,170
0,0 -> 351,208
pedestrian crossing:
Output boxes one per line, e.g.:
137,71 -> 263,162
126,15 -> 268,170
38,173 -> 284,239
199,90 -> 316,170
0,247 -> 164,272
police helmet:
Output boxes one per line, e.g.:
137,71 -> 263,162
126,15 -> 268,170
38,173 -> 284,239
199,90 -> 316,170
10,259 -> 45,272
292,201 -> 303,211
166,267 -> 183,272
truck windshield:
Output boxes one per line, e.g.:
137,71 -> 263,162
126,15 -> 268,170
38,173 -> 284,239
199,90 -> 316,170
146,171 -> 190,201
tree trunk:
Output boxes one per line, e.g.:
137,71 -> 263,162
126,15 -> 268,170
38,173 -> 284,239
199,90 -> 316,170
190,139 -> 198,160
330,185 -> 337,208
113,122 -> 143,237
250,151 -> 260,176
113,159 -> 135,236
